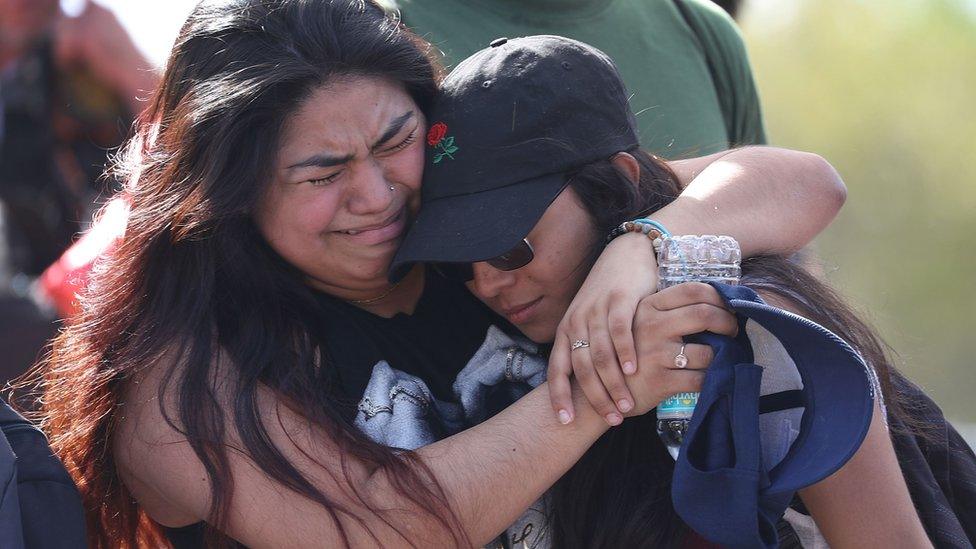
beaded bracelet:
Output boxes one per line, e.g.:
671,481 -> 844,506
605,218 -> 671,253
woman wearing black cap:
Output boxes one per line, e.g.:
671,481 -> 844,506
396,35 -> 950,547
27,2 -> 868,547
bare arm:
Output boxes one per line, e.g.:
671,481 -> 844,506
117,365 -> 604,547
549,146 -> 847,423
663,146 -> 846,257
117,344 -> 702,548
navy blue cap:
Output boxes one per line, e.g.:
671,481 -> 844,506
672,283 -> 876,548
389,35 -> 639,281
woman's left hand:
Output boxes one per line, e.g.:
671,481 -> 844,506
548,232 -> 656,425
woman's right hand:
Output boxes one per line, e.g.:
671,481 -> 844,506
577,282 -> 739,422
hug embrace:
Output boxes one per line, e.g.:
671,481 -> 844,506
23,0 -> 974,548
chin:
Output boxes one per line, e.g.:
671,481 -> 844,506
519,322 -> 558,345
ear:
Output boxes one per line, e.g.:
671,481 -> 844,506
610,152 -> 640,186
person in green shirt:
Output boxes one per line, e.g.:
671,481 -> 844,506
382,0 -> 766,157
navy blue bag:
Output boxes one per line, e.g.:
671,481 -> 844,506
672,283 -> 976,548
0,398 -> 86,548
672,283 -> 876,549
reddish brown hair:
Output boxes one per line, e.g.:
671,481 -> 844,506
24,1 -> 465,547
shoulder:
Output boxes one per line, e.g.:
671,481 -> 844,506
114,346 -> 229,527
672,0 -> 752,73
674,0 -> 746,41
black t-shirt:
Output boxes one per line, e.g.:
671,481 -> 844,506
166,268 -> 500,548
315,267 -> 501,420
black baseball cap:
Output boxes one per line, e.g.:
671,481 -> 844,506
390,35 -> 640,281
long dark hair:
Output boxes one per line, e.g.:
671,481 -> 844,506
25,1 -> 466,547
549,148 -> 909,548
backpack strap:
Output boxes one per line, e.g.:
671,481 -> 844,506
0,398 -> 87,548
0,403 -> 26,549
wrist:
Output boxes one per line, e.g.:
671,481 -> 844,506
646,196 -> 707,239
606,218 -> 668,252
566,382 -> 612,434
605,231 -> 660,285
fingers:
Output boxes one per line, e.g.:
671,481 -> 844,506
622,353 -> 707,413
606,294 -> 638,375
633,302 -> 736,381
571,342 -> 623,426
587,326 -> 634,419
584,301 -> 635,415
668,343 -> 714,371
636,337 -> 717,375
637,300 -> 738,340
668,303 -> 738,338
647,282 -> 731,312
662,368 -> 706,397
547,331 -> 575,425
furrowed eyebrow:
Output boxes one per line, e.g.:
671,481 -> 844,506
286,153 -> 355,171
372,111 -> 415,150
285,110 -> 415,171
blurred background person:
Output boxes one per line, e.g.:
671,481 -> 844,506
0,0 -> 156,383
384,0 -> 766,158
711,0 -> 743,19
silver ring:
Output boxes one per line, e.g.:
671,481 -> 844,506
389,185 -> 396,192
571,339 -> 590,351
674,344 -> 688,369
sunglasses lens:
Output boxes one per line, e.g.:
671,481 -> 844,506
487,239 -> 534,271
436,239 -> 533,282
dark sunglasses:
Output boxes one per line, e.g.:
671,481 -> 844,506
438,238 -> 535,282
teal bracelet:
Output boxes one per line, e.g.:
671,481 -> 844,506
632,218 -> 671,237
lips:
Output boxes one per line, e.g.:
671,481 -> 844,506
336,208 -> 407,246
501,296 -> 543,325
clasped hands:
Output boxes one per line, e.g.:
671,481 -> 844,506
548,239 -> 738,427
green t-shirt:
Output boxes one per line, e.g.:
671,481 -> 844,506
384,0 -> 766,157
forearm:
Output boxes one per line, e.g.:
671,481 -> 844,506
366,382 -> 608,545
661,146 -> 847,257
130,360 -> 607,548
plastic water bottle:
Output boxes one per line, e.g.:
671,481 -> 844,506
656,235 -> 741,459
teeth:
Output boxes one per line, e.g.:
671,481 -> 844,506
346,230 -> 360,235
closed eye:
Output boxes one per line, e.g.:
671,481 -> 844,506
308,171 -> 343,186
380,128 -> 417,154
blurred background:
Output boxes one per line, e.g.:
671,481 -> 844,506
739,0 -> 976,443
2,0 -> 973,442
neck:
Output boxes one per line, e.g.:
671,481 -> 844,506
332,265 -> 425,318
359,265 -> 425,317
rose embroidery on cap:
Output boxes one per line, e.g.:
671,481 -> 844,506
427,122 -> 459,163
